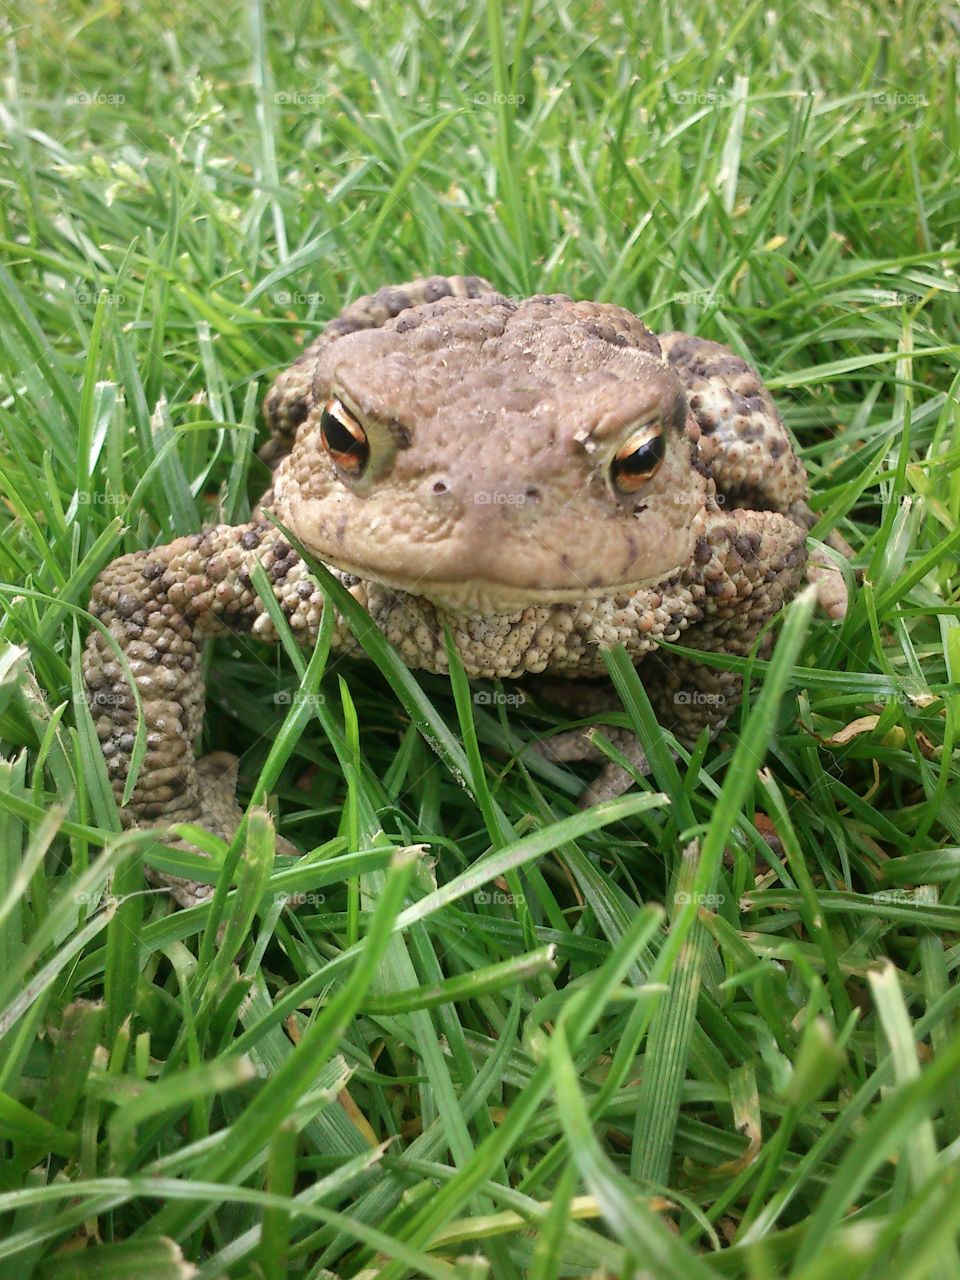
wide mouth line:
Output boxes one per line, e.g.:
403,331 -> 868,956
311,548 -> 682,605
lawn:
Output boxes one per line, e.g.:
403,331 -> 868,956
1,0 -> 959,1275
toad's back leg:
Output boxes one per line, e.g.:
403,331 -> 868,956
660,332 -> 850,619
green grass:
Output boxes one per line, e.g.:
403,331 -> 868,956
1,0 -> 959,1274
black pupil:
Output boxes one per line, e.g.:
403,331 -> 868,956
616,432 -> 664,476
321,407 -> 366,463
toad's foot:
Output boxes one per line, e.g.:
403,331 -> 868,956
142,751 -> 299,909
534,726 -> 657,807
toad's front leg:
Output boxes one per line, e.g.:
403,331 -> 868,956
537,507 -> 808,805
82,521 -> 347,903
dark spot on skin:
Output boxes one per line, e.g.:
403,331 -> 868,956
395,313 -> 422,334
769,437 -> 786,458
390,422 -> 413,449
691,452 -> 712,479
286,397 -> 310,427
706,579 -> 726,596
694,538 -> 712,566
734,533 -> 760,560
116,593 -> 139,619
632,502 -> 648,516
297,581 -> 313,599
336,514 -> 348,544
241,528 -> 263,550
142,562 -> 164,580
376,287 -> 412,317
423,277 -> 454,302
232,606 -> 259,633
737,420 -> 764,441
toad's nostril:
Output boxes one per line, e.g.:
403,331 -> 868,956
431,478 -> 450,496
525,487 -> 542,503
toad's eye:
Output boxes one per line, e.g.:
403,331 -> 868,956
320,398 -> 369,475
610,423 -> 665,494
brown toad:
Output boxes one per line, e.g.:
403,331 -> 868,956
83,275 -> 849,904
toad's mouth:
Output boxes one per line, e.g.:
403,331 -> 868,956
310,547 -> 684,612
